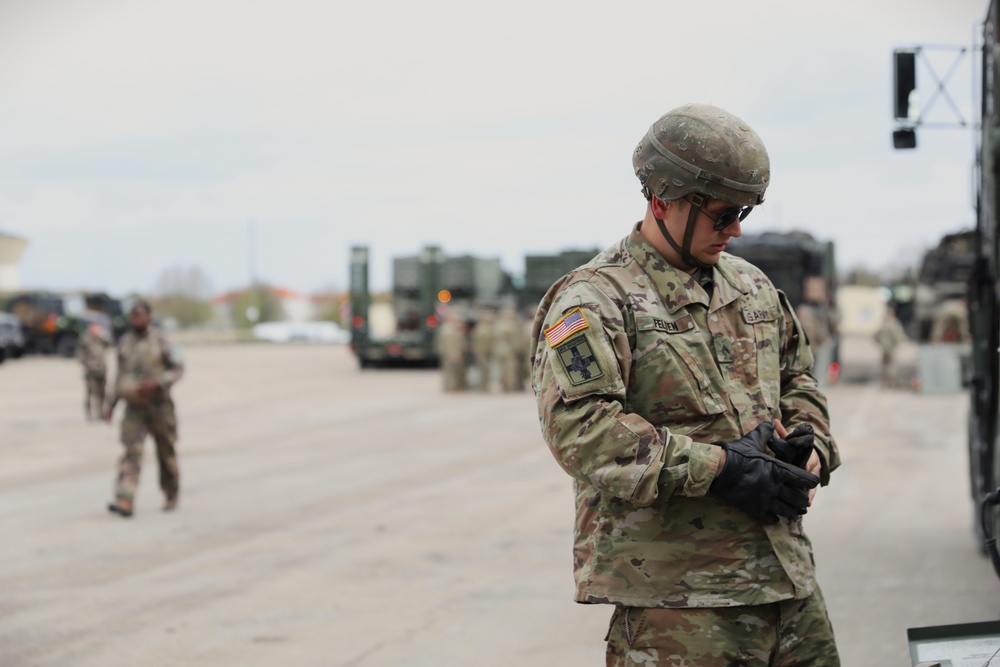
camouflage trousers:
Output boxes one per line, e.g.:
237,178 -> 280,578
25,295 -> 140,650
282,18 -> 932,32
880,351 -> 900,388
114,399 -> 179,504
84,372 -> 106,420
605,588 -> 839,666
497,356 -> 525,392
441,361 -> 468,392
472,352 -> 493,391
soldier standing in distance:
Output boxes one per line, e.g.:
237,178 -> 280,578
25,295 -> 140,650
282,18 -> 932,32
104,301 -> 184,518
471,309 -> 495,391
494,306 -> 528,392
874,308 -> 907,388
76,320 -> 111,421
435,311 -> 468,392
532,104 -> 841,664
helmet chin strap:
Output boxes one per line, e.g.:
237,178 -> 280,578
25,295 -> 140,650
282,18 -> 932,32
653,200 -> 712,271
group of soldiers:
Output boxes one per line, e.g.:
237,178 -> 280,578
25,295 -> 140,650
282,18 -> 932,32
434,306 -> 530,393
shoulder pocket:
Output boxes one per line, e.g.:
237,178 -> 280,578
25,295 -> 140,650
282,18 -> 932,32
543,313 -> 623,401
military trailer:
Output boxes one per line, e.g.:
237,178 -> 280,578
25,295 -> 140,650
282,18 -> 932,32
348,245 -> 509,368
725,231 -> 840,383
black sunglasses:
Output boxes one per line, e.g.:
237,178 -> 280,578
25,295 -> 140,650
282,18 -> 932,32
686,195 -> 753,231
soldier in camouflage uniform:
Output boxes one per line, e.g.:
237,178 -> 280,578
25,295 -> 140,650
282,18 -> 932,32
532,104 -> 841,665
103,301 -> 184,518
874,309 -> 907,388
76,321 -> 111,421
471,310 -> 496,392
435,311 -> 469,392
495,306 -> 529,392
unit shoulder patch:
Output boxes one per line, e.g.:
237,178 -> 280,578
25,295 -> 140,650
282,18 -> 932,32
555,334 -> 604,385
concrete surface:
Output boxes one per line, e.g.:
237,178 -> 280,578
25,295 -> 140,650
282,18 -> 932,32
0,335 -> 996,666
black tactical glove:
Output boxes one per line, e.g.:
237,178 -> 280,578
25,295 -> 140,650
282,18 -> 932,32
709,422 -> 820,524
768,423 -> 815,469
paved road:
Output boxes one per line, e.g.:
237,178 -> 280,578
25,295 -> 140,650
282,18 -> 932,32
0,336 -> 996,666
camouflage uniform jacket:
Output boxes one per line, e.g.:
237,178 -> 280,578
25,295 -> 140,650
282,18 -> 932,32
76,329 -> 110,376
108,328 -> 184,410
531,224 -> 841,609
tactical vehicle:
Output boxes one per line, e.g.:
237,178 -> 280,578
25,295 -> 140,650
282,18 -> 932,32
1,291 -> 122,357
912,228 -> 976,341
3,291 -> 88,356
725,231 -> 840,383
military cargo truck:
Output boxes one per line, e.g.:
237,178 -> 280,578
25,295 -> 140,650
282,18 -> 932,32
725,231 -> 840,383
912,228 -> 976,342
521,248 -> 601,315
442,254 -> 508,318
348,245 -> 443,368
348,245 -> 509,368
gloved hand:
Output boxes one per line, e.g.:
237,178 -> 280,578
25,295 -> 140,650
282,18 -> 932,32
710,422 -> 820,524
768,423 -> 815,469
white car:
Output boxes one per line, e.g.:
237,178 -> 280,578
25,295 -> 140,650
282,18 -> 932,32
252,321 -> 350,344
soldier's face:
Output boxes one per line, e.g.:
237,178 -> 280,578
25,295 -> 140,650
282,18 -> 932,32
686,197 -> 743,265
659,197 -> 742,267
130,307 -> 151,332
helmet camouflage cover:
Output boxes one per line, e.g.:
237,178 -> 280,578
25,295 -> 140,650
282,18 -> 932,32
633,103 -> 770,208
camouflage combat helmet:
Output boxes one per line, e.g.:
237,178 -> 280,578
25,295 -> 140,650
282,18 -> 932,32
633,103 -> 770,208
634,103 -> 770,270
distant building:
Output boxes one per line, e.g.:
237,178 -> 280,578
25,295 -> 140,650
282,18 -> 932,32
837,285 -> 888,336
0,233 -> 29,292
212,285 -> 316,327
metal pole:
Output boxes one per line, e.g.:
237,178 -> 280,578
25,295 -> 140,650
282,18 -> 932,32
248,219 -> 259,324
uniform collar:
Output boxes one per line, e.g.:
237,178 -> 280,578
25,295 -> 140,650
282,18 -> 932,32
627,223 -> 749,314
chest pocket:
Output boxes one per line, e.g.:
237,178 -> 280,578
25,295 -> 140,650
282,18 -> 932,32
126,338 -> 168,378
741,303 -> 781,409
630,313 -> 726,432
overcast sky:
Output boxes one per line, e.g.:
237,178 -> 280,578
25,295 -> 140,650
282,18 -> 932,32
0,0 -> 986,295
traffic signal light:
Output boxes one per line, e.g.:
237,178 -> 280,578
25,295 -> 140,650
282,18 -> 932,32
893,128 -> 917,149
894,50 -> 917,121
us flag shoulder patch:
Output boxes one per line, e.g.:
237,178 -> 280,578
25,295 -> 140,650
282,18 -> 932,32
545,308 -> 589,347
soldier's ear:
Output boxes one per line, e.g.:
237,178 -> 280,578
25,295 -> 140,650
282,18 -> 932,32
650,196 -> 671,218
